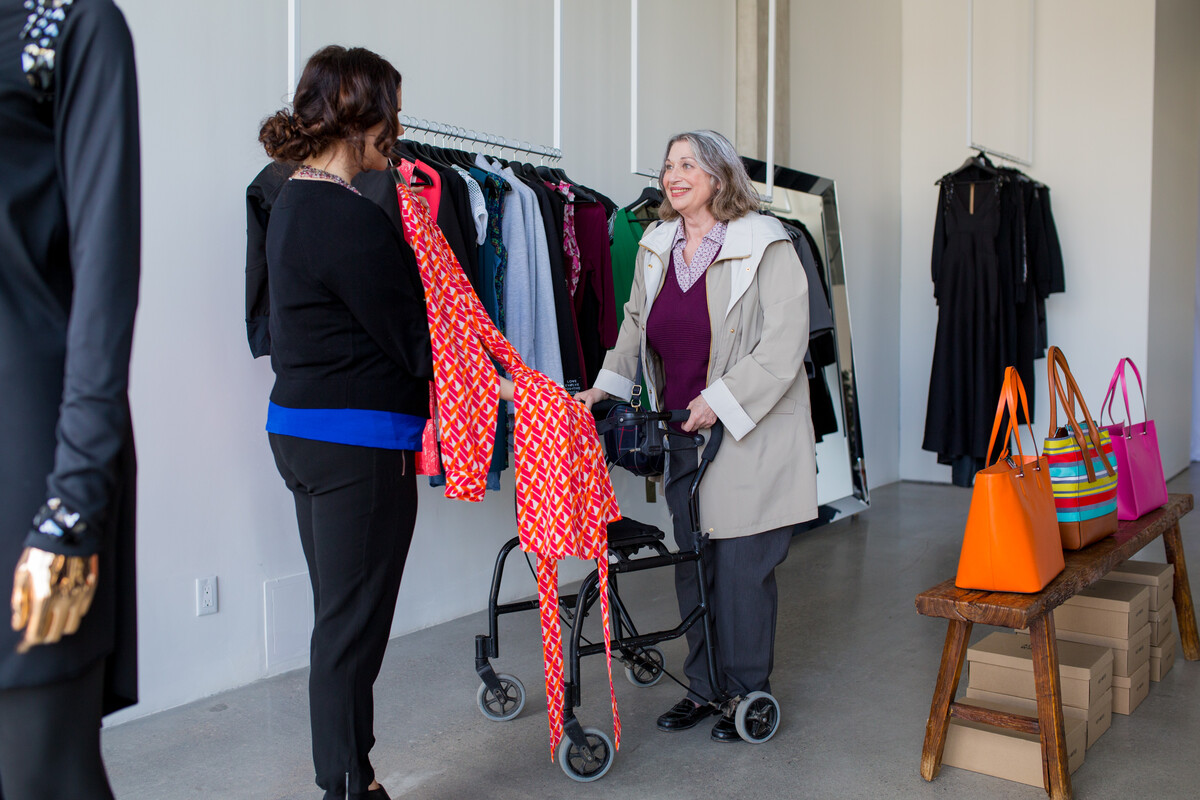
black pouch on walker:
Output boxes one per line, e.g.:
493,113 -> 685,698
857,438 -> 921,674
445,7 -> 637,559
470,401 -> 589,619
593,362 -> 686,479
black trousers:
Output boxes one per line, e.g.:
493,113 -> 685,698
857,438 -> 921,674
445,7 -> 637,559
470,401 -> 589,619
664,446 -> 793,705
270,435 -> 417,800
0,658 -> 113,800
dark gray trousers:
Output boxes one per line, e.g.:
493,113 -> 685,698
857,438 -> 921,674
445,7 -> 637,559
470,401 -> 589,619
664,446 -> 793,704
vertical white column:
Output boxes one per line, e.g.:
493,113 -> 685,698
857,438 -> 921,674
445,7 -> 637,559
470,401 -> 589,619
764,0 -> 776,201
630,0 -> 639,175
287,0 -> 300,101
965,0 -> 973,149
554,0 -> 562,151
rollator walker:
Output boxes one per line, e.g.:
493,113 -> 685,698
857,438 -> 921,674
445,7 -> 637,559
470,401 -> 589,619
471,401 -> 782,781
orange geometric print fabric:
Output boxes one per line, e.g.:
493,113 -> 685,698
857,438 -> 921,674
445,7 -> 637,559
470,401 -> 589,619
395,181 -> 621,756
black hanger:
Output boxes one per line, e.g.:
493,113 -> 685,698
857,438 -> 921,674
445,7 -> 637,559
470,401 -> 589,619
625,186 -> 663,219
937,149 -> 1000,185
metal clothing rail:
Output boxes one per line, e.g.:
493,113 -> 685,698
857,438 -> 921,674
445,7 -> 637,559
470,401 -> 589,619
399,115 -> 563,161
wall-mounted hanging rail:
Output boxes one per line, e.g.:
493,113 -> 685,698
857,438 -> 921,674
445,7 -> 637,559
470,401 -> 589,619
400,116 -> 563,160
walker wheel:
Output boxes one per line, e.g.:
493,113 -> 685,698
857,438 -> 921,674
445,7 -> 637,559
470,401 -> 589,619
558,727 -> 614,782
623,646 -> 665,687
476,673 -> 525,722
735,691 -> 780,743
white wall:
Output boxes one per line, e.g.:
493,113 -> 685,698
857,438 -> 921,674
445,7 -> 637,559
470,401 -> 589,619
111,0 -> 748,723
788,0 -> 903,488
105,0 -> 1196,725
899,0 -> 1162,481
1147,0 -> 1200,476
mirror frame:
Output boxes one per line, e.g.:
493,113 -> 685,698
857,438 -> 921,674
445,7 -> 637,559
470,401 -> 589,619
742,157 -> 870,526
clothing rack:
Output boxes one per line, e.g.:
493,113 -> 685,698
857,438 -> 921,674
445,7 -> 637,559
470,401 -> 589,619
399,116 -> 562,161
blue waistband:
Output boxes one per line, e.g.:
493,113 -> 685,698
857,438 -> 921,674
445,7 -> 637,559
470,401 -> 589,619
266,402 -> 425,450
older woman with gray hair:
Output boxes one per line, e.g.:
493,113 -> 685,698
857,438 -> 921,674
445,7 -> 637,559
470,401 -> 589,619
576,129 -> 817,742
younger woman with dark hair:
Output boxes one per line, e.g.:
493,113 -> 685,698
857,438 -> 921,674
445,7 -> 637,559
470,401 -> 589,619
253,45 -> 493,800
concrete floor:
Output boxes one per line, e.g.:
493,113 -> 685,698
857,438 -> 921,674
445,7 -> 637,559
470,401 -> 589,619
102,467 -> 1200,799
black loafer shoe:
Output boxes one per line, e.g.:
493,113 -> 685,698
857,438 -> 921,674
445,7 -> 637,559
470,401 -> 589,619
711,713 -> 740,743
656,698 -> 717,731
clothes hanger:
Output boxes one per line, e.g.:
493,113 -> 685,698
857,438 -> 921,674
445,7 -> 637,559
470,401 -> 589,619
625,185 -> 664,218
936,148 -> 1000,186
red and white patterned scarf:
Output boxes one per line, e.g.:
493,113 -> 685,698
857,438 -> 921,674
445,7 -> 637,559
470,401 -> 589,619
395,181 -> 622,757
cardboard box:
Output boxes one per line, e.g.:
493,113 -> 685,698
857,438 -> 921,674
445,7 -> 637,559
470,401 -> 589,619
967,632 -> 1113,710
1112,662 -> 1150,715
943,694 -> 1087,788
1150,631 -> 1177,682
965,685 -> 1112,749
1106,560 -> 1174,610
1150,604 -> 1176,647
1056,580 -> 1150,639
1052,624 -> 1151,678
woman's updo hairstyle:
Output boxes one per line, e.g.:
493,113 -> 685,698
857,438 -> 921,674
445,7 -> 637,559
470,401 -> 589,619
259,45 -> 401,166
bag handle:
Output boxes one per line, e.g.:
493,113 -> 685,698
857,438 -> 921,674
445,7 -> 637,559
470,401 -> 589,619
1101,357 -> 1149,429
986,367 -> 1040,476
1046,347 -> 1116,483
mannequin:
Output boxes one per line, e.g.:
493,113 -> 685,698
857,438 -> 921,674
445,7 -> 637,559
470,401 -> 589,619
0,1 -> 141,798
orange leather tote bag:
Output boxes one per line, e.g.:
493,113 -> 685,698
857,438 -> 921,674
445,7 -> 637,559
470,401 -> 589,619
955,368 -> 1065,593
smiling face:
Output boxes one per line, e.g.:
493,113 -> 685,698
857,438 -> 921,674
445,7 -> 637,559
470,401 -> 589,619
662,139 -> 715,218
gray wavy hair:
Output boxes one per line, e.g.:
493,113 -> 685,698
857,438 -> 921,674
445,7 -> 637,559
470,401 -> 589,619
658,129 -> 760,222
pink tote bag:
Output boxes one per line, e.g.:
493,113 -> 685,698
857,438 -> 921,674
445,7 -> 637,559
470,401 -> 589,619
1100,358 -> 1168,520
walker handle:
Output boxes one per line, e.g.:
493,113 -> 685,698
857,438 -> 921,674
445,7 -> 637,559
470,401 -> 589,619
701,422 -> 724,463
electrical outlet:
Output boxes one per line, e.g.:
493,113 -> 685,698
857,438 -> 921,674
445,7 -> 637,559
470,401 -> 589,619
196,576 -> 218,616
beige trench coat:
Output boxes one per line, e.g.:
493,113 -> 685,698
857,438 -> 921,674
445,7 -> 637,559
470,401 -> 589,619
594,212 -> 818,538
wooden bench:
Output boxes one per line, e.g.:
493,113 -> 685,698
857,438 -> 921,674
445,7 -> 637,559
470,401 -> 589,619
915,494 -> 1198,800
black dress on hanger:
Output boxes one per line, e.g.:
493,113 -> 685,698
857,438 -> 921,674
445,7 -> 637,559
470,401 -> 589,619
923,173 -> 1011,481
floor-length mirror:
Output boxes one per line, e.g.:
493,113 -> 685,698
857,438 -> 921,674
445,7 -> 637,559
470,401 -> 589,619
743,157 -> 869,526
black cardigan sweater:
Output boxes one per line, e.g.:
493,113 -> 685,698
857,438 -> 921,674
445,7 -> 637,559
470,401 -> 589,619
263,177 -> 433,417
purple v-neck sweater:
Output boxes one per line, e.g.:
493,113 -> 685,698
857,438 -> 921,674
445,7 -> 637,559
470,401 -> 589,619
646,252 -> 712,414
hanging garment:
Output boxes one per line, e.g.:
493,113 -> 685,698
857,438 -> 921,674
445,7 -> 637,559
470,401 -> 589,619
452,164 -> 488,246
610,207 -> 649,329
571,198 -> 619,387
394,180 -> 621,756
509,161 -> 587,393
924,177 -> 1010,473
476,156 -> 565,385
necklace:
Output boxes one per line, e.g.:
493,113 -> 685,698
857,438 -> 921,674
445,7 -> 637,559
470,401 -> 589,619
292,164 -> 361,195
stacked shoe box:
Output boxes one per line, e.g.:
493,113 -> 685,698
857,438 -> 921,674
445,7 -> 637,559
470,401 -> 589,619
942,692 -> 1087,788
941,631 -> 1103,787
1054,580 -> 1151,714
1105,560 -> 1176,681
963,632 -> 1111,751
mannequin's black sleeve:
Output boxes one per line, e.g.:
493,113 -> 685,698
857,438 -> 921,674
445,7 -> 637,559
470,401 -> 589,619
26,1 -> 141,556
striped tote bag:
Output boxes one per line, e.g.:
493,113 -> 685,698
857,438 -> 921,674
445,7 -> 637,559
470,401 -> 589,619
1044,347 -> 1119,549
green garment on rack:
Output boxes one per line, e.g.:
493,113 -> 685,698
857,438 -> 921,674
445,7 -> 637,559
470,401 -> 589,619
610,207 -> 654,403
610,208 -> 649,330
